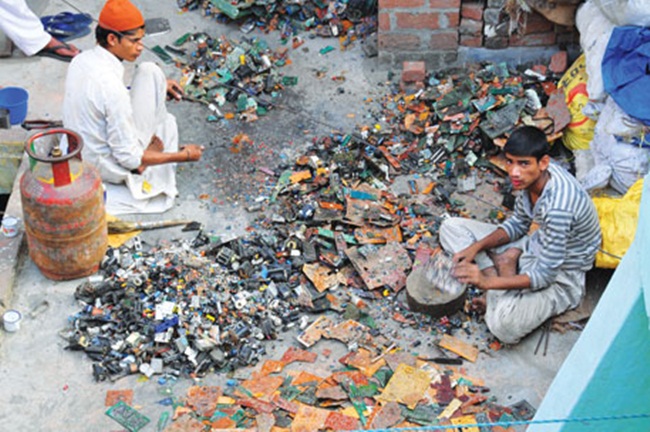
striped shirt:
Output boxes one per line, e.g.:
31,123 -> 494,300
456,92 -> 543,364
500,162 -> 602,290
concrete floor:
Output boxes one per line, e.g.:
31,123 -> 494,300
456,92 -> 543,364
0,1 -> 608,430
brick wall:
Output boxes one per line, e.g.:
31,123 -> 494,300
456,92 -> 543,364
378,0 -> 580,68
378,0 -> 461,69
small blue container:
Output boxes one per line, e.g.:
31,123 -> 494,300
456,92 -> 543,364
0,87 -> 29,125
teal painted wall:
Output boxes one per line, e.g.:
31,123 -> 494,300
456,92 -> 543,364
564,296 -> 650,431
532,177 -> 650,431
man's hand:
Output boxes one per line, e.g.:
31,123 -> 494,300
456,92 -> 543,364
166,79 -> 184,101
180,144 -> 204,162
147,135 -> 164,152
452,243 -> 481,265
453,261 -> 487,289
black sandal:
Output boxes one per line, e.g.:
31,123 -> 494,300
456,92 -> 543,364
36,40 -> 79,62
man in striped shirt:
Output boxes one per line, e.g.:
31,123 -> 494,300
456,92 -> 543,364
439,126 -> 602,344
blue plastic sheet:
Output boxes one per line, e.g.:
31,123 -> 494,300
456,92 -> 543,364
602,26 -> 650,126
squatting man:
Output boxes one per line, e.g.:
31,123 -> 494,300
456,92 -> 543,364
439,126 -> 602,344
63,0 -> 204,215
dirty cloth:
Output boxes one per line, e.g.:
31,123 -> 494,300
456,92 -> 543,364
0,0 -> 50,56
63,46 -> 178,214
439,163 -> 601,343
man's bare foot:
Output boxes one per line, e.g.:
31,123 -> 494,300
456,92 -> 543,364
36,37 -> 80,62
147,135 -> 164,153
487,248 -> 521,277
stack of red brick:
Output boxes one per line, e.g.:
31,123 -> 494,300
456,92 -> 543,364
378,0 -> 579,67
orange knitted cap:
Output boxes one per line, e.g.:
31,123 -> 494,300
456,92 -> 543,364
98,0 -> 144,32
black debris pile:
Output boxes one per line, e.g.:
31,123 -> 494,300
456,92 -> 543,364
63,58 -> 576,381
154,32 -> 292,123
176,0 -> 377,50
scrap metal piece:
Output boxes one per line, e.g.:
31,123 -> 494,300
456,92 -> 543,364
105,401 -> 150,432
240,375 -> 284,402
186,386 -> 222,417
324,411 -> 361,431
479,98 -> 526,139
346,242 -> 412,291
368,401 -> 403,430
377,363 -> 431,409
105,389 -> 134,407
534,320 -> 551,356
280,346 -> 317,364
510,399 -> 537,421
438,334 -> 479,363
324,319 -> 368,345
302,263 -> 338,292
291,405 -> 330,432
297,315 -> 334,348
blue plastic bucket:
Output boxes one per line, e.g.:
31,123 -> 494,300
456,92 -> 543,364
0,87 -> 29,125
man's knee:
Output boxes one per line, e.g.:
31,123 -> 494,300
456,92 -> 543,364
439,217 -> 467,253
485,292 -> 552,344
137,61 -> 163,77
485,311 -> 522,344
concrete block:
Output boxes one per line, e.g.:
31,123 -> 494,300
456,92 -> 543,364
378,33 -> 422,50
381,50 -> 458,71
509,31 -> 556,47
402,61 -> 426,83
429,30 -> 459,50
0,129 -> 28,194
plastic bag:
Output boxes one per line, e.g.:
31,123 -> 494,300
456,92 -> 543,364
559,54 -> 597,151
581,97 -> 650,194
576,1 -> 615,103
593,179 -> 643,268
602,26 -> 650,126
594,0 -> 650,26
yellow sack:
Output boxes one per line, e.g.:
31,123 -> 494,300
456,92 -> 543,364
593,179 -> 643,268
559,54 -> 596,151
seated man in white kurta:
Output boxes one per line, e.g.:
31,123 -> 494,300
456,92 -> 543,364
63,0 -> 203,214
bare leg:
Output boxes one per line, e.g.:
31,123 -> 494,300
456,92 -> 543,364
469,267 -> 496,314
469,250 -> 520,314
488,247 -> 521,277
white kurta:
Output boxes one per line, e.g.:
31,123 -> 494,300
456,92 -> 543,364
0,0 -> 50,56
63,46 -> 179,215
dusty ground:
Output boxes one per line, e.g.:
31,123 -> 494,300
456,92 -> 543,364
0,1 -> 609,430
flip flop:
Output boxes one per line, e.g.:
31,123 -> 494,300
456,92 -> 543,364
36,41 -> 79,63
41,12 -> 93,29
49,25 -> 91,42
41,12 -> 92,42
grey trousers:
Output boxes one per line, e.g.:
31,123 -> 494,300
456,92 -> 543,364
439,217 -> 585,344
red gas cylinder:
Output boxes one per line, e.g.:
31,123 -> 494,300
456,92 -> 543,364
20,128 -> 107,280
